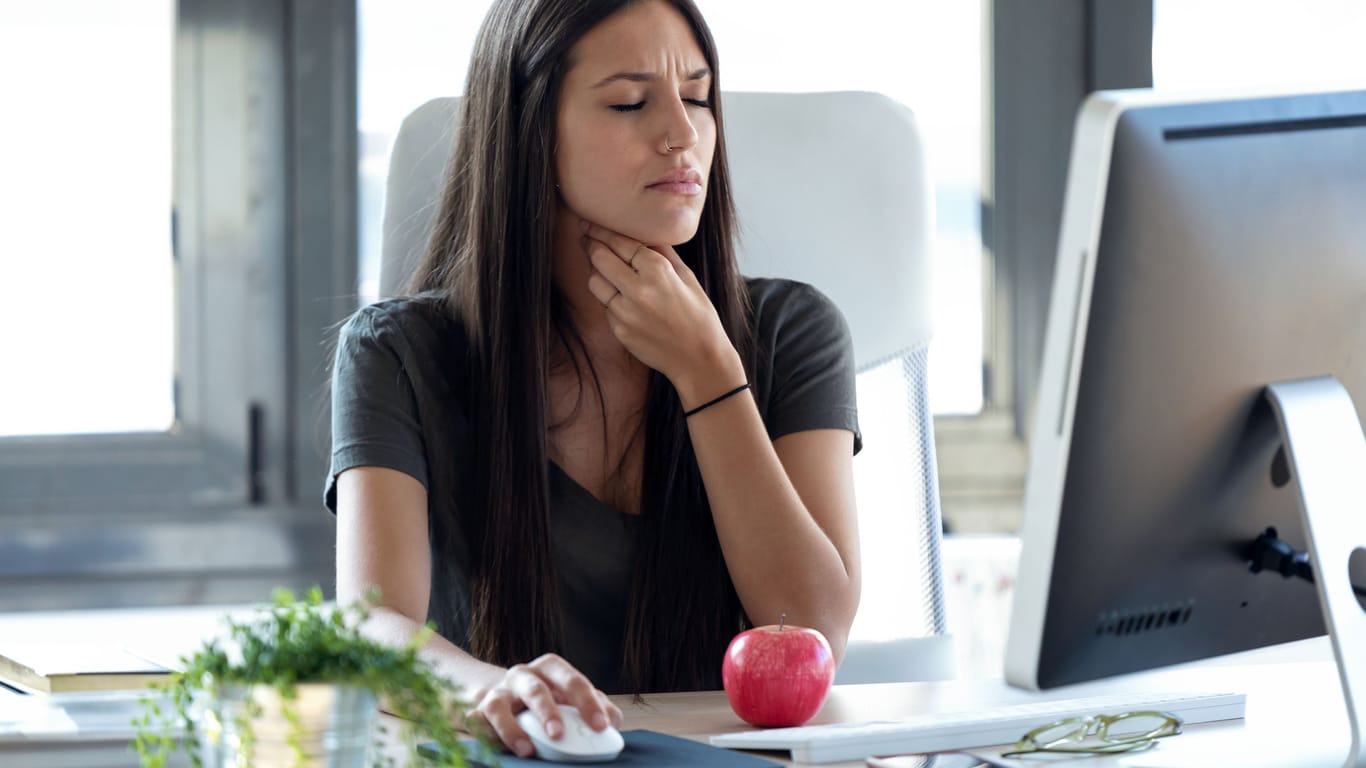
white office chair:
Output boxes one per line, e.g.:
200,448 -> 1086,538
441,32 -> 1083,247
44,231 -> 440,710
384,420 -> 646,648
380,91 -> 953,683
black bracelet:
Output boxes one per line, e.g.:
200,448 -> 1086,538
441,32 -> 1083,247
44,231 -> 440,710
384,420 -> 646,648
683,383 -> 751,418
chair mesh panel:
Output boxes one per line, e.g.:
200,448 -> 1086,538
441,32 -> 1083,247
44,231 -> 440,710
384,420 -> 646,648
853,344 -> 946,638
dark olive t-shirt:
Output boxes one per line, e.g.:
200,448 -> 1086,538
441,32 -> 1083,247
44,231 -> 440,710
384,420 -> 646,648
324,277 -> 861,693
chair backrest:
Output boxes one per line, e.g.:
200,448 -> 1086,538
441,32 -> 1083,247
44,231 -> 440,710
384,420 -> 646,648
382,92 -> 933,368
380,91 -> 950,682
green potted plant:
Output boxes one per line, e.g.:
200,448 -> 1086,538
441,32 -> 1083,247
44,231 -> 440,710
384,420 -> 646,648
132,587 -> 492,768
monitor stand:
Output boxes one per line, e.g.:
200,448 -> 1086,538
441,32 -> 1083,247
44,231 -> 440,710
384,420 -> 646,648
1266,376 -> 1366,768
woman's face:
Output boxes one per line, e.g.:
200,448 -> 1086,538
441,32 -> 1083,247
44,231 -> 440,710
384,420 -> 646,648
555,0 -> 716,246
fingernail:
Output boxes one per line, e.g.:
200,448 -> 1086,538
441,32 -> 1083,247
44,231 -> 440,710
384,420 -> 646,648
516,739 -> 534,757
593,713 -> 609,730
547,720 -> 562,739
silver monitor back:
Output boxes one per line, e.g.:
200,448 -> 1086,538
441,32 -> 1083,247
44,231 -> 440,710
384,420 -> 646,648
1007,87 -> 1366,690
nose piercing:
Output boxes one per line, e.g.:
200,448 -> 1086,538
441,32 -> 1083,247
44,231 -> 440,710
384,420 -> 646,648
666,137 -> 676,152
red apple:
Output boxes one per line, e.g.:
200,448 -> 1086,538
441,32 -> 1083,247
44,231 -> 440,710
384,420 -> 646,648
722,615 -> 835,727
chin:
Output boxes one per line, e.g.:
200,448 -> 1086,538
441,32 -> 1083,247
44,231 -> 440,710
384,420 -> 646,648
625,214 -> 703,247
571,198 -> 703,246
656,225 -> 701,247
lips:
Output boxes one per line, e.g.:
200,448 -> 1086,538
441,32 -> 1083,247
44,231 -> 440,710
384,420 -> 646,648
649,167 -> 703,186
647,167 -> 704,194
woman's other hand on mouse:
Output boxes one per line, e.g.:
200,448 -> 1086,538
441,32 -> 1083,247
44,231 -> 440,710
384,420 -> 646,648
581,219 -> 746,408
464,653 -> 623,759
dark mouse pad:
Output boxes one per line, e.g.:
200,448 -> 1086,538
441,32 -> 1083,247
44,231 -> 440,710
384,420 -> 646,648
419,729 -> 783,766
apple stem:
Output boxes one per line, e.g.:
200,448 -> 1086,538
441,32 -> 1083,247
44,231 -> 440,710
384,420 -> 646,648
779,613 -> 787,631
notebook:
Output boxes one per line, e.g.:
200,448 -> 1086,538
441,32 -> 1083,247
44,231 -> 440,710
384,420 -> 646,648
0,644 -> 173,694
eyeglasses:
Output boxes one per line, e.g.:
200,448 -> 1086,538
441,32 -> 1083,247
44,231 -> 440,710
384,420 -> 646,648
1000,710 -> 1182,758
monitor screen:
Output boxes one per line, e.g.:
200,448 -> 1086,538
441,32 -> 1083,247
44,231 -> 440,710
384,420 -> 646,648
1005,87 -> 1366,690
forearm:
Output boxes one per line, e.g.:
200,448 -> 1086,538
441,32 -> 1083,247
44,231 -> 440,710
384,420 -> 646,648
574,223 -> 859,657
361,606 -> 508,701
679,368 -> 860,660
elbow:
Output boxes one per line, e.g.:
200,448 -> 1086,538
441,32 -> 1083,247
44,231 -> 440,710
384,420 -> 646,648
828,630 -> 849,667
824,576 -> 861,667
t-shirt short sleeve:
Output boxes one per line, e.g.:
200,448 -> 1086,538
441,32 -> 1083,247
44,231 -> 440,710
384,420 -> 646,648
750,279 -> 863,455
324,304 -> 430,513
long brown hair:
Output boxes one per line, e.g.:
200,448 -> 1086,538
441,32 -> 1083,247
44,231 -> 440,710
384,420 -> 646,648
408,0 -> 753,692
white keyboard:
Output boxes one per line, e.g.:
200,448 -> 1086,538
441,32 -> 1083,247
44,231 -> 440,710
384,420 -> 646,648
709,690 -> 1246,764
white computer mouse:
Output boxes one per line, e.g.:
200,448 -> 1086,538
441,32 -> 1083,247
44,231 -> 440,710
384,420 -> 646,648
515,703 -> 625,763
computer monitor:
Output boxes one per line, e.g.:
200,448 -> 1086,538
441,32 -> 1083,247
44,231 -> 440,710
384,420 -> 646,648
1005,87 -> 1366,692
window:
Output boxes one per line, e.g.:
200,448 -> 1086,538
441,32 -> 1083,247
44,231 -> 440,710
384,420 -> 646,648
0,3 -> 174,437
0,0 -> 265,519
0,0 -> 346,610
1153,0 -> 1366,92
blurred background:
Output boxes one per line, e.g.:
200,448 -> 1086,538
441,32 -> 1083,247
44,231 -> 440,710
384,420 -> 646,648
1,0 -> 1362,680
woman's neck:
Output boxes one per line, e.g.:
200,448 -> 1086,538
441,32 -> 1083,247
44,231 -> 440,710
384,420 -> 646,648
550,205 -> 635,369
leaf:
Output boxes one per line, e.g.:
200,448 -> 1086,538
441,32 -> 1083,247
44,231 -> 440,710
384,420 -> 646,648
131,586 -> 477,768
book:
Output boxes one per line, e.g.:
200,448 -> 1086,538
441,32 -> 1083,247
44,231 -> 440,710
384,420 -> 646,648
0,644 -> 173,694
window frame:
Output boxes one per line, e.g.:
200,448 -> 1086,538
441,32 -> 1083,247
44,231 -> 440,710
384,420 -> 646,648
933,0 -> 1153,534
0,0 -> 356,609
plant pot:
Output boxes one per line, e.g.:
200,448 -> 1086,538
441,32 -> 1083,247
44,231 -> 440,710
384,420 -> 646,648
201,683 -> 379,768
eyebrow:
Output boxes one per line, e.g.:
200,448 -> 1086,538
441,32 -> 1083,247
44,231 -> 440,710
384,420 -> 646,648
591,68 -> 711,88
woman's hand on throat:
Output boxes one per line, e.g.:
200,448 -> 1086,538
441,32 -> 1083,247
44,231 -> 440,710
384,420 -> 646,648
578,218 -> 744,407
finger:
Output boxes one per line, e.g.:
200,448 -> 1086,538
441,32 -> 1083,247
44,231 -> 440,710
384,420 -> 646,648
579,219 -> 639,265
531,655 -> 609,730
625,244 -> 668,279
476,694 -> 535,758
597,691 -> 625,729
461,708 -> 495,740
586,271 -> 619,308
583,236 -> 640,291
658,245 -> 699,286
508,664 -> 566,740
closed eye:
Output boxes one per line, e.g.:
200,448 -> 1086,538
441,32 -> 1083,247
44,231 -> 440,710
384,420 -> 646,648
610,98 -> 711,113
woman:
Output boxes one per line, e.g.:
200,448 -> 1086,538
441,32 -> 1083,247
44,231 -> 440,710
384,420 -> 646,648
327,0 -> 862,757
